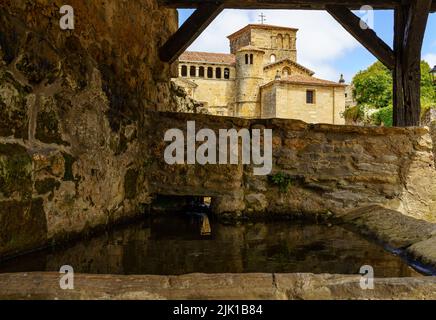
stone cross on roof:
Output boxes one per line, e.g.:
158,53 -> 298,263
259,13 -> 266,24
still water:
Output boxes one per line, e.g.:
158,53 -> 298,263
0,213 -> 421,277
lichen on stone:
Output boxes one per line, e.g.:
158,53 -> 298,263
0,198 -> 47,256
0,143 -> 32,200
0,70 -> 31,139
35,109 -> 69,146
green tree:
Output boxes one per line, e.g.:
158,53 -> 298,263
353,61 -> 393,109
349,61 -> 435,126
420,61 -> 436,113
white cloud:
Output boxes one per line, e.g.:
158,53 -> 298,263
424,53 -> 436,67
188,10 -> 360,81
188,10 -> 251,54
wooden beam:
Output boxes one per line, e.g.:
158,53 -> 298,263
158,0 -> 436,12
326,5 -> 395,69
393,5 -> 405,127
393,0 -> 432,127
159,3 -> 224,63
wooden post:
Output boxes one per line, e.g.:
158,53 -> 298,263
393,0 -> 432,126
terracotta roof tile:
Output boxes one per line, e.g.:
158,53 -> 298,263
266,74 -> 345,87
179,51 -> 236,65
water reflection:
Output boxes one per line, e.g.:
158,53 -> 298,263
0,214 -> 422,277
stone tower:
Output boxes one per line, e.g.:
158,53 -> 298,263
235,46 -> 265,117
228,24 -> 298,66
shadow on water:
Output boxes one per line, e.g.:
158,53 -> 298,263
0,212 -> 424,277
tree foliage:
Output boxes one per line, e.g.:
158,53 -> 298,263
353,62 -> 393,109
348,61 -> 435,126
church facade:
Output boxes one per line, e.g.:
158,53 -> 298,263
173,24 -> 346,124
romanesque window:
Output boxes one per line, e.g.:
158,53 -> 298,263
271,36 -> 276,48
306,90 -> 315,104
190,66 -> 196,77
216,67 -> 222,79
250,54 -> 253,65
224,68 -> 230,79
284,34 -> 290,49
207,67 -> 213,78
245,54 -> 249,65
270,54 -> 276,63
277,34 -> 283,49
181,65 -> 187,77
282,67 -> 291,77
199,66 -> 205,78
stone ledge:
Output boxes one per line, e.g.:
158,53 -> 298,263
338,205 -> 436,249
0,272 -> 436,300
407,237 -> 436,269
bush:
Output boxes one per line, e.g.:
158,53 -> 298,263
269,172 -> 293,193
371,105 -> 393,127
343,105 -> 364,123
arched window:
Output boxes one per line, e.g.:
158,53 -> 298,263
277,34 -> 283,49
181,65 -> 188,77
250,54 -> 253,65
224,68 -> 230,79
216,67 -> 222,79
270,54 -> 276,63
271,36 -> 277,48
282,67 -> 291,77
207,67 -> 213,78
284,34 -> 291,49
190,66 -> 196,77
245,54 -> 249,65
199,66 -> 205,78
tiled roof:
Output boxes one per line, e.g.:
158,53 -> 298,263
228,24 -> 299,39
265,74 -> 346,87
264,59 -> 315,76
179,51 -> 236,65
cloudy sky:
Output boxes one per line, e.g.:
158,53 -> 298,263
179,9 -> 436,82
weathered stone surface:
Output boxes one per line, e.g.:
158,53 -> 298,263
148,112 -> 436,222
0,0 -> 178,257
0,71 -> 30,139
339,206 -> 436,249
0,143 -> 32,201
1,0 -> 436,263
407,236 -> 436,269
0,272 -> 435,300
0,199 -> 47,257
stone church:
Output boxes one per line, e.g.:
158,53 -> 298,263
173,24 -> 346,124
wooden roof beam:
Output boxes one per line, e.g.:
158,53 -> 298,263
158,0 -> 436,12
159,3 -> 224,63
326,5 -> 395,69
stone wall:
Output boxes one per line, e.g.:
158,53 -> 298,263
148,112 -> 436,222
0,0 -> 177,258
261,82 -> 346,124
1,0 -> 436,261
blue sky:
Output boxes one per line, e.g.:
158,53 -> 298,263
178,9 -> 436,82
